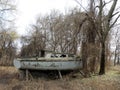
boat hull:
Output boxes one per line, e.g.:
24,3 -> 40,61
14,59 -> 82,70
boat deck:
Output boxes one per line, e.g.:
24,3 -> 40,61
16,57 -> 81,61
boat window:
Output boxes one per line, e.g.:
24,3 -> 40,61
51,55 -> 54,57
60,54 -> 66,57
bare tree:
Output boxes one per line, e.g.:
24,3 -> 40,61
114,29 -> 120,65
20,8 -> 84,56
97,0 -> 119,75
75,0 -> 119,75
0,0 -> 16,65
0,30 -> 17,65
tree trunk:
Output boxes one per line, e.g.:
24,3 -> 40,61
81,42 -> 89,77
114,52 -> 117,66
99,42 -> 105,75
117,56 -> 120,65
114,45 -> 118,66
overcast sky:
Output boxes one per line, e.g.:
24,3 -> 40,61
16,0 -> 79,35
16,0 -> 120,36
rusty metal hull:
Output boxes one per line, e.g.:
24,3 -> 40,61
13,58 -> 82,70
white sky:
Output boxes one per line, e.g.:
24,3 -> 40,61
16,0 -> 79,35
16,0 -> 120,36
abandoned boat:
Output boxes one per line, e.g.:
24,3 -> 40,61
13,52 -> 83,70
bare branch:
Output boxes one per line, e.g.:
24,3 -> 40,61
112,11 -> 119,17
107,0 -> 118,22
0,8 -> 15,12
110,14 -> 120,28
74,0 -> 88,12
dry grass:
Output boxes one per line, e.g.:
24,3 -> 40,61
0,66 -> 120,90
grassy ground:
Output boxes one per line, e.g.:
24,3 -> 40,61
0,66 -> 120,90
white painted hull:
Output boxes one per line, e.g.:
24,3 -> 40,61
14,58 -> 82,70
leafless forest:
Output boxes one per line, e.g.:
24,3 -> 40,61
0,0 -> 120,90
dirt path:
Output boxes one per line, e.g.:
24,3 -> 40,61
0,66 -> 120,90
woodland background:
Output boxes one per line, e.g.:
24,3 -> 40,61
0,0 -> 119,75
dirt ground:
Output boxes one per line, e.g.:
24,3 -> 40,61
0,66 -> 120,90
